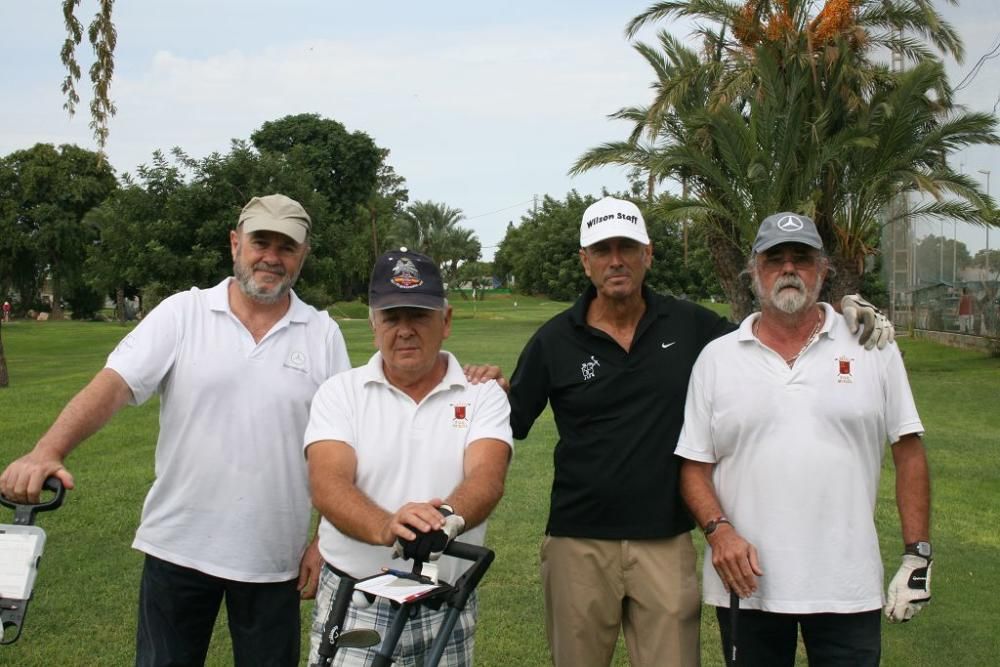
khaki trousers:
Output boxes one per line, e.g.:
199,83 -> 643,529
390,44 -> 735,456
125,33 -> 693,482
541,534 -> 701,667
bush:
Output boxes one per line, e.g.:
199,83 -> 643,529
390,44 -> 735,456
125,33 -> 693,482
65,283 -> 106,320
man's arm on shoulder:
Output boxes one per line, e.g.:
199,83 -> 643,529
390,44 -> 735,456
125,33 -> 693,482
445,438 -> 512,530
0,368 -> 133,502
508,332 -> 551,439
891,433 -> 931,544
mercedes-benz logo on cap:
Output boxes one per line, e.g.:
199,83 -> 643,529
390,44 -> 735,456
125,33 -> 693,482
777,215 -> 804,231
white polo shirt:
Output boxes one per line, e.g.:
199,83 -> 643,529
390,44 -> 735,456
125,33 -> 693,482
304,351 -> 513,584
675,303 -> 923,613
106,278 -> 351,582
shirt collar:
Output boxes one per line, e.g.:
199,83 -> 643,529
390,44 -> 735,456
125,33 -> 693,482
738,302 -> 837,342
361,350 -> 467,391
209,277 -> 310,323
569,283 -> 664,328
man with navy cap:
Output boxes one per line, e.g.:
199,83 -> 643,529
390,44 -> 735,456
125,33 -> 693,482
1,193 -> 350,665
305,248 -> 513,666
676,212 -> 931,666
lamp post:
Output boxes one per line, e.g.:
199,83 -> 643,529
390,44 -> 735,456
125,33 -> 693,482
979,169 -> 991,280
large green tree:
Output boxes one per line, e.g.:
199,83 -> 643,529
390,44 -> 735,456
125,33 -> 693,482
576,0 -> 999,318
251,114 -> 388,300
0,143 -> 117,318
494,191 -> 714,300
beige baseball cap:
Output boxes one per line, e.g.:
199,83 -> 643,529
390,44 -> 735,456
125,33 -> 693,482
238,194 -> 311,244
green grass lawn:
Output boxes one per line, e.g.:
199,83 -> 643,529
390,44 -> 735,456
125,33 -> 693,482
0,295 -> 996,665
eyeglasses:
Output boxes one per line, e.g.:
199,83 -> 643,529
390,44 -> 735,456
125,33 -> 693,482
759,249 -> 821,270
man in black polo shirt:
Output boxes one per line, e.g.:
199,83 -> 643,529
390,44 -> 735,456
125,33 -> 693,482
509,196 -> 729,666
505,197 -> 894,666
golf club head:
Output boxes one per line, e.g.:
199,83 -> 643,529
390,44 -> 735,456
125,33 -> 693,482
336,628 -> 381,649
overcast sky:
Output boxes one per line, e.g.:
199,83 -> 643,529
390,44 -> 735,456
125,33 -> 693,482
1,1 -> 997,260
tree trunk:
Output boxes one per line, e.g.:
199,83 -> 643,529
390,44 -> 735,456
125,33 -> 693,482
705,220 -> 754,322
50,273 -> 64,320
116,286 -> 126,324
0,326 -> 9,388
824,253 -> 864,306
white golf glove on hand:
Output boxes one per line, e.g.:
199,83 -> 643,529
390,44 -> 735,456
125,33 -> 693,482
884,555 -> 932,623
430,512 -> 466,561
393,507 -> 465,563
841,294 -> 895,350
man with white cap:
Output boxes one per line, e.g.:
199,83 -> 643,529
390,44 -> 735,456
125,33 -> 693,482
498,198 -> 895,666
675,212 -> 930,666
0,193 -> 350,665
304,248 -> 512,666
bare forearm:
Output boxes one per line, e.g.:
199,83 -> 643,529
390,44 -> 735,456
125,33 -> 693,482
679,459 -> 725,528
36,368 -> 132,459
312,474 -> 394,546
446,471 -> 505,530
447,439 -> 510,529
893,434 -> 931,545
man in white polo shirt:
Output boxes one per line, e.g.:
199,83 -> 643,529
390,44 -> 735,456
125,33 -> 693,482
305,248 -> 513,666
675,212 -> 932,666
0,194 -> 350,666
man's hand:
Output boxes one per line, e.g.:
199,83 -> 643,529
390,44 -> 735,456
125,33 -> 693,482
885,555 -> 932,623
0,451 -> 75,504
394,505 -> 465,563
841,294 -> 894,350
462,364 -> 508,393
707,524 -> 763,599
297,536 -> 323,600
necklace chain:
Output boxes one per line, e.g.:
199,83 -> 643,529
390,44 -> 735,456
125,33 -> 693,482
754,309 -> 823,367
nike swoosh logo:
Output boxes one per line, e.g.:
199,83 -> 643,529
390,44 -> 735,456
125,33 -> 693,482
661,342 -> 676,349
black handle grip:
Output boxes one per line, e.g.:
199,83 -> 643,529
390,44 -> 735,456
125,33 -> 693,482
0,477 -> 66,525
442,540 -> 492,562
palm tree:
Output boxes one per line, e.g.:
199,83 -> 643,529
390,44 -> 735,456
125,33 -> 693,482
389,201 -> 481,286
572,0 -> 998,318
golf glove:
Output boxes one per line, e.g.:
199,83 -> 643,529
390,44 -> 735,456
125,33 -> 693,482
884,555 -> 932,623
396,507 -> 465,563
841,294 -> 894,350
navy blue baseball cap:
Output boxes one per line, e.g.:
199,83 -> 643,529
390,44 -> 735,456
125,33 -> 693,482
369,248 -> 446,310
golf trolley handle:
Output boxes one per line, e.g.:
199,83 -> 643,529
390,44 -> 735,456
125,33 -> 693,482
0,477 -> 65,645
0,477 -> 65,526
441,541 -> 494,610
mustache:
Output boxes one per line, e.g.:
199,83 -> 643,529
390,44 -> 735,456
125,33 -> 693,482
773,275 -> 805,292
253,261 -> 286,275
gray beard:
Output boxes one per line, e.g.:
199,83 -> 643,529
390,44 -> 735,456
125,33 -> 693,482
755,274 -> 820,315
233,260 -> 295,305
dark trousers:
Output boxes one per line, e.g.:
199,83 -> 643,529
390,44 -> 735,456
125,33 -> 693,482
715,606 -> 881,667
136,554 -> 300,667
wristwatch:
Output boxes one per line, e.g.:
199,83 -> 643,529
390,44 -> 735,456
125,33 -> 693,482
703,516 -> 731,536
905,541 -> 932,559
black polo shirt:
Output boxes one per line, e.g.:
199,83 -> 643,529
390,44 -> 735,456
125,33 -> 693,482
510,284 -> 734,539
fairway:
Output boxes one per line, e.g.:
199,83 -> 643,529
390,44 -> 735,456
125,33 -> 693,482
0,296 -> 997,666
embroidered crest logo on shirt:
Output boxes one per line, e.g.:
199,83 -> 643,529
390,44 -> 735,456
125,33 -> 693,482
581,355 -> 601,381
390,257 -> 423,289
283,350 -> 308,373
452,403 -> 469,428
836,356 -> 854,383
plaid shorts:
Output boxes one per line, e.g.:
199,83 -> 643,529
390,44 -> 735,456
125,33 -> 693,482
309,566 -> 477,667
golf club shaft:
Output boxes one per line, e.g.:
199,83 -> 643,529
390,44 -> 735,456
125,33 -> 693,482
730,589 -> 739,666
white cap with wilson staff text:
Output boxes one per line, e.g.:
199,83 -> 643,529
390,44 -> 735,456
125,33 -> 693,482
579,196 -> 650,248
